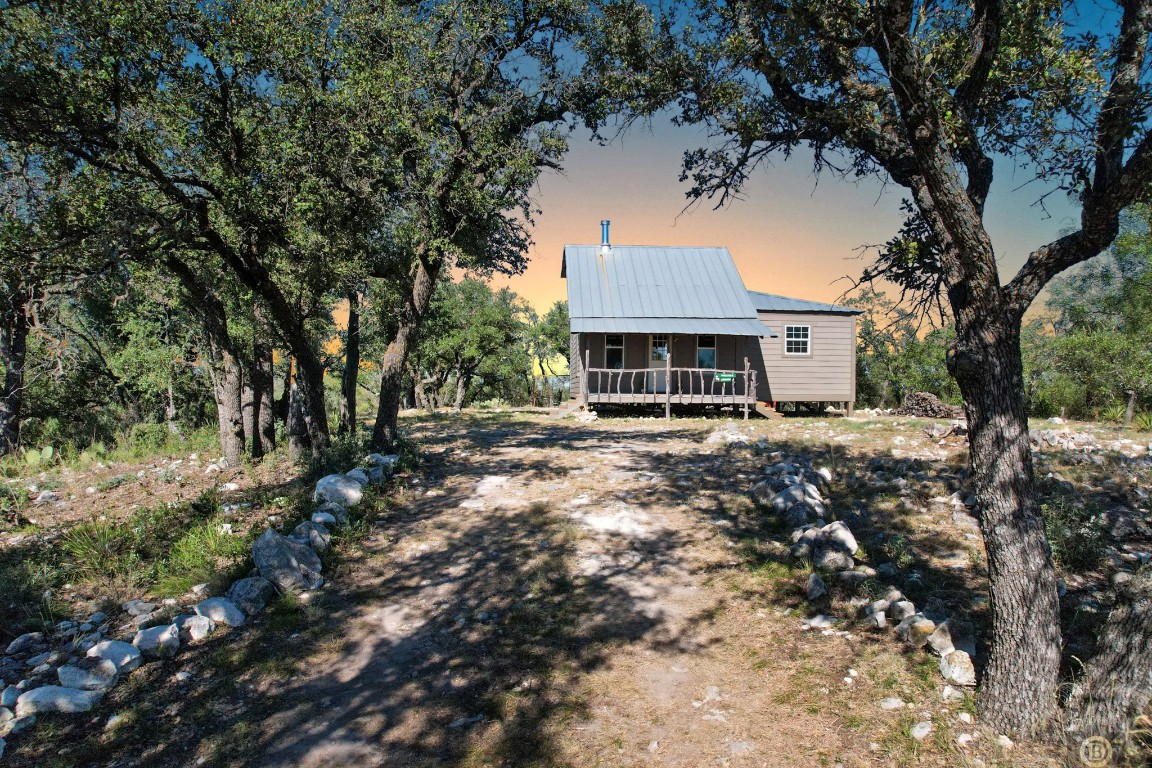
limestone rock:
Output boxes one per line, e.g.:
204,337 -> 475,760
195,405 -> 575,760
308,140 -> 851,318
806,572 -> 827,601
289,521 -> 331,553
132,624 -> 180,659
174,614 -> 216,642
822,521 -> 858,555
879,697 -> 904,710
5,633 -> 44,655
195,597 -> 245,627
769,486 -> 808,513
889,600 -> 916,622
252,529 -> 324,593
894,612 -> 934,645
927,622 -> 957,656
0,686 -> 18,708
940,650 -> 976,686
813,547 -> 854,571
314,501 -> 349,525
910,721 -> 933,741
57,660 -> 118,691
313,474 -> 363,507
364,453 -> 399,474
311,510 -> 338,525
15,686 -> 103,716
866,610 -> 887,630
226,576 -> 276,615
345,468 -> 370,487
86,640 -> 142,674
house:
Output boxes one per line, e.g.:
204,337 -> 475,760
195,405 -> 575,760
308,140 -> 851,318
563,221 -> 860,417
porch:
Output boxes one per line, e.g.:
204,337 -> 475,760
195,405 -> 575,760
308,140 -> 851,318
578,351 -> 759,419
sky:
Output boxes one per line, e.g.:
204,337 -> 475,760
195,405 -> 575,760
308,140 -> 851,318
489,119 -> 1083,315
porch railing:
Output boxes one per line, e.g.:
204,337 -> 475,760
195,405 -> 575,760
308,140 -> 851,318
580,350 -> 758,419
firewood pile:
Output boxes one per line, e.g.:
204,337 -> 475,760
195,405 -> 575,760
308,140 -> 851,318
895,392 -> 965,419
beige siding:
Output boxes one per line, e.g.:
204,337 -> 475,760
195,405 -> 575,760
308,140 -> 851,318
750,313 -> 857,402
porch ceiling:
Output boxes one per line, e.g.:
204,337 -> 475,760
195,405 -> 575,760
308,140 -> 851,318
571,317 -> 778,337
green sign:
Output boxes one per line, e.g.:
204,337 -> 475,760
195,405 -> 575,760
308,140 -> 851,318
714,372 -> 737,383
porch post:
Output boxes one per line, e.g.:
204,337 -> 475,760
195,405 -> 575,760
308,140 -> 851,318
583,349 -> 590,410
743,357 -> 750,421
665,337 -> 672,420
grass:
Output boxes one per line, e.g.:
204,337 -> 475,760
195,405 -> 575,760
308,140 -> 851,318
1039,495 -> 1107,570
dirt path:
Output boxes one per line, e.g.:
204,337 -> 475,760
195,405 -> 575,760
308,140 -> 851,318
249,415 -> 869,768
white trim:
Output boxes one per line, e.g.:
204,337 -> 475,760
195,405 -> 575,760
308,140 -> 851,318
784,325 -> 811,356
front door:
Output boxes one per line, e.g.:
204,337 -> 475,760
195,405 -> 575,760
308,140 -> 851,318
647,334 -> 669,393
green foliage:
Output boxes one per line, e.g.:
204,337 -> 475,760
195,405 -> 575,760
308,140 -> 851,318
59,520 -> 147,586
1135,412 -> 1152,433
1040,497 -> 1106,571
846,289 -> 958,409
155,520 -> 250,597
22,445 -> 54,468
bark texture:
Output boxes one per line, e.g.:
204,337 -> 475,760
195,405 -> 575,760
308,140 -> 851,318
0,291 -> 30,456
287,358 -> 310,464
950,318 -> 1063,736
1064,570 -> 1152,744
371,255 -> 441,450
207,346 -> 245,467
251,342 -> 275,457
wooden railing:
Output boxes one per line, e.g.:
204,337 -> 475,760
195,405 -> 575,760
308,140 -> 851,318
580,351 -> 758,419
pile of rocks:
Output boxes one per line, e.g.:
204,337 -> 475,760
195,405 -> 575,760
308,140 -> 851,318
748,452 -> 978,690
0,452 -> 398,757
895,392 -> 965,420
1030,428 -> 1102,452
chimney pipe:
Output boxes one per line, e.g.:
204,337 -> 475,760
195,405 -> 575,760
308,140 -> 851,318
600,220 -> 611,255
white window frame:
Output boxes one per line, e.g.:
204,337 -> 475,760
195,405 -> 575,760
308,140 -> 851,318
784,325 -> 811,356
605,334 -> 624,369
696,335 -> 717,369
649,334 -> 669,363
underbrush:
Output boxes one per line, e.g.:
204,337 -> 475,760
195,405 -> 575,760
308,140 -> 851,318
1039,494 -> 1107,570
0,489 -> 257,639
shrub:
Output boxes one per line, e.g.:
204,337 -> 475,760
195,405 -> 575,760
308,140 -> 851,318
1134,412 -> 1152,433
59,520 -> 149,586
1041,496 -> 1106,570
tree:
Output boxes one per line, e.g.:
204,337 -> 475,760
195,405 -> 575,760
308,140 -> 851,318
846,289 -> 957,408
592,0 -> 1152,740
360,0 -> 592,450
1,0 -> 396,462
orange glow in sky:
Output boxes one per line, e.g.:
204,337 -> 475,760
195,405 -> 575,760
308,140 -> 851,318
489,122 -> 1081,314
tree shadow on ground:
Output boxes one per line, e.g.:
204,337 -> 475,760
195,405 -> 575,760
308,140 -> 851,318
13,413 -> 1120,767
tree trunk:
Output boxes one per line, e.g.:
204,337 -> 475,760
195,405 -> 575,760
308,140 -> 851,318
293,350 -> 328,461
164,257 -> 245,467
452,371 -> 473,412
371,254 -> 442,450
275,354 -> 291,424
209,347 -> 245,467
286,358 -> 310,464
241,372 -> 254,453
1124,389 -> 1137,427
0,291 -> 30,456
950,318 -> 1063,737
339,287 -> 361,436
165,372 -> 182,436
1064,570 -> 1152,745
251,342 -> 275,457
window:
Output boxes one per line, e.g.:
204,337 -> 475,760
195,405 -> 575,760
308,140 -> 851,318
785,325 -> 811,355
650,334 -> 669,362
605,334 -> 624,369
697,335 -> 716,369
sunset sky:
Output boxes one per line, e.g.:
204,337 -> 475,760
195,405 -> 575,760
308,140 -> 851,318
490,118 -> 1082,315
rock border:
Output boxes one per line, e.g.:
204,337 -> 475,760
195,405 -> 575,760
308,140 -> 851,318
0,452 -> 399,758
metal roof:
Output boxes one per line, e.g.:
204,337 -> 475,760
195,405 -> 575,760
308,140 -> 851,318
572,317 -> 777,336
747,290 -> 862,315
563,245 -> 773,336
